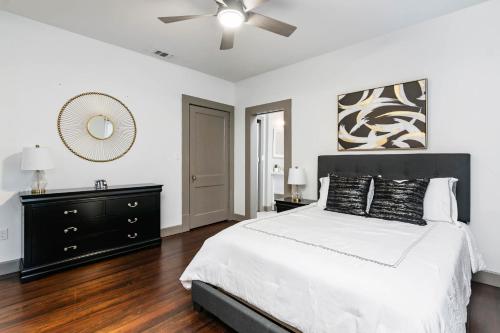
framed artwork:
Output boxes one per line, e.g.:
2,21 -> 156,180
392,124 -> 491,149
272,128 -> 284,158
337,79 -> 427,151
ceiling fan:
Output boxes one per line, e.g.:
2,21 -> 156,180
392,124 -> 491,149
158,0 -> 297,50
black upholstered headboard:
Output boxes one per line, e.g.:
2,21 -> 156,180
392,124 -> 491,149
318,154 -> 471,223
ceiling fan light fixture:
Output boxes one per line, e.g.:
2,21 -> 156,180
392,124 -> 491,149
158,0 -> 297,50
217,8 -> 245,28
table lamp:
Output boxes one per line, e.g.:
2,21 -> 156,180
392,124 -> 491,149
21,145 -> 54,194
288,166 -> 306,203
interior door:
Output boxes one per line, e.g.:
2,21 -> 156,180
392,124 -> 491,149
189,105 -> 230,228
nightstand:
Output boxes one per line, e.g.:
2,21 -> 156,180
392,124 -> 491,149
275,197 -> 316,213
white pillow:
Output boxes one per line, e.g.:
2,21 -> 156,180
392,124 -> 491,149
366,178 -> 374,213
423,177 -> 458,223
318,176 -> 329,208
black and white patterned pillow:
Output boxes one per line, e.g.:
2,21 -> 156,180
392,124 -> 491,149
325,175 -> 372,216
369,177 -> 430,225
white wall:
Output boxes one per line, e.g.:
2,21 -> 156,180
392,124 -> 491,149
0,11 -> 235,263
235,0 -> 500,273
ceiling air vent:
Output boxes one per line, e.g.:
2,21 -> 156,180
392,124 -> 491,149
152,49 -> 173,59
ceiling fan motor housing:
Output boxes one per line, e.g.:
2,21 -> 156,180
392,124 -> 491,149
218,0 -> 247,16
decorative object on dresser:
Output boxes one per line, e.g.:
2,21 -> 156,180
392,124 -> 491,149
288,166 -> 306,202
21,145 -> 54,194
338,79 -> 427,151
19,184 -> 162,282
95,179 -> 108,190
275,197 -> 315,213
57,92 -> 137,162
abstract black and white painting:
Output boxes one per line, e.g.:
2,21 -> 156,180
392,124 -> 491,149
337,79 -> 427,151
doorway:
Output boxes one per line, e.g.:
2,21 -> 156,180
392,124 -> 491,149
182,95 -> 235,232
255,112 -> 285,218
245,100 -> 291,220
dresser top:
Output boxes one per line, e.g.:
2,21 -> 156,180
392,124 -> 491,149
20,183 -> 163,203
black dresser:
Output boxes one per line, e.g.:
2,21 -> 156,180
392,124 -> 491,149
19,184 -> 163,282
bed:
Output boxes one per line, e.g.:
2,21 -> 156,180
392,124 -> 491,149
180,154 -> 484,333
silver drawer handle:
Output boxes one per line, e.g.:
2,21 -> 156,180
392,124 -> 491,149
64,245 -> 78,252
128,233 -> 138,239
128,217 -> 138,224
63,226 -> 78,233
64,209 -> 78,215
127,202 -> 139,208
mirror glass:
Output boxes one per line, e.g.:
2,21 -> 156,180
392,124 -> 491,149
87,115 -> 114,140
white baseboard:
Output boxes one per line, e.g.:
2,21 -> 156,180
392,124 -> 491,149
0,259 -> 20,276
232,214 -> 247,221
473,270 -> 500,288
162,216 -> 245,238
161,225 -> 184,237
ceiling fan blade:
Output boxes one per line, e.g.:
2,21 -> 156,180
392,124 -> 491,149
214,0 -> 227,6
220,29 -> 235,50
158,15 -> 212,24
246,12 -> 297,37
243,0 -> 268,11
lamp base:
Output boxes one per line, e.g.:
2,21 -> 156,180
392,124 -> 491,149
291,184 -> 302,203
31,170 -> 48,195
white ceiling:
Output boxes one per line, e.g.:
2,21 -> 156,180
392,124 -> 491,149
0,0 -> 487,81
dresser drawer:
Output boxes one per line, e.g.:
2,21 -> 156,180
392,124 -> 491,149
111,213 -> 160,245
33,217 -> 112,243
106,195 -> 158,216
111,213 -> 159,227
31,230 -> 120,265
117,226 -> 160,246
33,200 -> 105,220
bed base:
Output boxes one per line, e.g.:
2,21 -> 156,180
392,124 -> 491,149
192,280 -> 291,333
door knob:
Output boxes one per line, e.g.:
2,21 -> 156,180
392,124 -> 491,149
192,175 -> 197,181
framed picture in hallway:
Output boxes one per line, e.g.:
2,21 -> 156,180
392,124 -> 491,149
337,79 -> 427,151
273,128 -> 285,158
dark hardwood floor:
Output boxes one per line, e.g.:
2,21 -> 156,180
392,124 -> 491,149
0,221 -> 498,332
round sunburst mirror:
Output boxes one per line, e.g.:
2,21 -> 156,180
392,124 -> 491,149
58,92 -> 136,162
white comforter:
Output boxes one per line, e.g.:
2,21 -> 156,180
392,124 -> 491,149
180,204 -> 485,333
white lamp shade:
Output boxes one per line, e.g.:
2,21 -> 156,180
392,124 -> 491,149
21,146 -> 54,170
288,167 -> 306,185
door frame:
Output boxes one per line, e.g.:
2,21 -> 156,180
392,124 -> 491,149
245,99 -> 292,219
182,94 -> 235,232
256,117 -> 263,212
